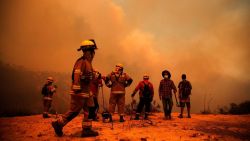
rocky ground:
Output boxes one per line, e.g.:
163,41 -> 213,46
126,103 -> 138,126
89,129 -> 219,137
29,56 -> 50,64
0,113 -> 250,141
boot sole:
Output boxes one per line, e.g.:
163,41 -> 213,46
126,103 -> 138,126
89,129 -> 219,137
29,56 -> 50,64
52,122 -> 63,137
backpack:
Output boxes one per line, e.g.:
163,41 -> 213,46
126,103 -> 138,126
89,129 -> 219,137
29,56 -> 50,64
41,84 -> 48,96
142,82 -> 151,98
181,81 -> 191,99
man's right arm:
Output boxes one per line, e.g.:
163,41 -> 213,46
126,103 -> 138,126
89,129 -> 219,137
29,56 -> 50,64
131,82 -> 141,97
104,73 -> 112,88
72,60 -> 83,91
158,81 -> 162,100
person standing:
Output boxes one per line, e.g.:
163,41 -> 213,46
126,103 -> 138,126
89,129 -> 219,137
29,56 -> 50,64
52,39 -> 98,137
41,77 -> 56,118
178,74 -> 192,118
159,70 -> 177,119
131,74 -> 154,120
104,64 -> 133,122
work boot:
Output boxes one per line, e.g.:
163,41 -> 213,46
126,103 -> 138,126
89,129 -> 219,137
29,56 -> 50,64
120,115 -> 125,122
109,115 -> 113,122
81,128 -> 99,137
92,114 -> 98,121
178,114 -> 183,118
169,114 -> 172,120
93,116 -> 98,121
144,113 -> 149,120
164,113 -> 168,120
43,113 -> 50,118
51,120 -> 63,137
134,114 -> 140,120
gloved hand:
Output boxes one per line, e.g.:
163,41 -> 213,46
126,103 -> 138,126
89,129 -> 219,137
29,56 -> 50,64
97,72 -> 102,79
131,92 -> 135,97
125,79 -> 133,87
106,81 -> 112,88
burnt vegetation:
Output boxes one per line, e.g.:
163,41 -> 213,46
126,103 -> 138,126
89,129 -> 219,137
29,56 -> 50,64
218,101 -> 250,115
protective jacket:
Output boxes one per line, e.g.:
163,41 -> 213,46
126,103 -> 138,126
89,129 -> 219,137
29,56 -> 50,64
42,84 -> 56,100
70,56 -> 93,98
132,80 -> 154,98
105,71 -> 132,94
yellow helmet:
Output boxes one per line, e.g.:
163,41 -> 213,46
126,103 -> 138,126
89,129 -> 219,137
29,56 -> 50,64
143,74 -> 149,79
81,40 -> 95,46
47,77 -> 54,82
116,63 -> 123,69
77,39 -> 97,51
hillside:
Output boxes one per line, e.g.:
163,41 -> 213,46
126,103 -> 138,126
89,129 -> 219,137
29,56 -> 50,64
0,62 -> 70,116
0,113 -> 250,141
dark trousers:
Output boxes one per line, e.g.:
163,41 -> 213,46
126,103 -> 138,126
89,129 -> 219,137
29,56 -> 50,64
162,97 -> 173,117
88,97 -> 99,119
180,102 -> 191,108
43,99 -> 52,114
136,97 -> 151,114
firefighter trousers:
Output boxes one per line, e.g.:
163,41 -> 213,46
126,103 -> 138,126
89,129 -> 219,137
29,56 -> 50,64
56,95 -> 94,129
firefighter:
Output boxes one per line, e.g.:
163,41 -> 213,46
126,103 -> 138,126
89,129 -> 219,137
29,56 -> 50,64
178,74 -> 192,118
41,77 -> 56,118
104,64 -> 133,122
88,69 -> 103,121
159,70 -> 177,120
131,74 -> 154,120
52,39 -> 98,137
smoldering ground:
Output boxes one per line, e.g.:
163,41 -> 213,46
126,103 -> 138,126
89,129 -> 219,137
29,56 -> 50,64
0,0 -> 249,113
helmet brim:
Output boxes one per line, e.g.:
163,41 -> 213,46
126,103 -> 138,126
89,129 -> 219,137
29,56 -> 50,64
77,46 -> 98,51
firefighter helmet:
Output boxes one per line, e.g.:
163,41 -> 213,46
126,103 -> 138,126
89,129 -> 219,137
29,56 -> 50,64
115,63 -> 123,72
143,74 -> 149,79
116,63 -> 123,69
77,39 -> 97,51
47,77 -> 54,82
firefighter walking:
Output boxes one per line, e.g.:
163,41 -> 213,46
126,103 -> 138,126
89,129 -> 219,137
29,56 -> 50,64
104,64 -> 133,122
131,74 -> 154,120
52,39 -> 98,137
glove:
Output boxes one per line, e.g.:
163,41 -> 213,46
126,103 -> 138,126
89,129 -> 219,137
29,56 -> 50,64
125,79 -> 133,87
131,93 -> 135,97
106,81 -> 112,88
97,72 -> 102,79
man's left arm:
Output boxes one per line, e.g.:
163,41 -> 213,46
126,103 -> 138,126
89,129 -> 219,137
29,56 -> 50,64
125,74 -> 133,87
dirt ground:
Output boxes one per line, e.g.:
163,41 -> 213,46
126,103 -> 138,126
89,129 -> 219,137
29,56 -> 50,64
0,113 -> 250,141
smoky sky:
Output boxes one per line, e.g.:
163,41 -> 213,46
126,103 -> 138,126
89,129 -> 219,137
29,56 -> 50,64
0,0 -> 249,113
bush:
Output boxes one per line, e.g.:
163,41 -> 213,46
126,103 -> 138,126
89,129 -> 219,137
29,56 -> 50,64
218,101 -> 250,115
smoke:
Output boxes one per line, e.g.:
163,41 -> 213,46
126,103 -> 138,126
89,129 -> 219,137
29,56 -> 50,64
0,0 -> 249,113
